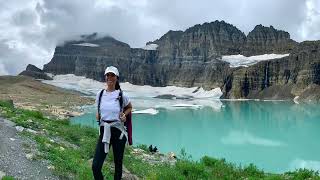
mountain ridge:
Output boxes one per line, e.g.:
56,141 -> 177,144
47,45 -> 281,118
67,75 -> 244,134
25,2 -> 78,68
21,20 -> 320,100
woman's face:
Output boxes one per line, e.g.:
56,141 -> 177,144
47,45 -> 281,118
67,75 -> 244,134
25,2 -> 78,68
105,73 -> 117,87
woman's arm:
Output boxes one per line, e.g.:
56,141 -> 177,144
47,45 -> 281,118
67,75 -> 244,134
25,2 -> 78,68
96,111 -> 100,121
120,102 -> 132,122
123,102 -> 133,116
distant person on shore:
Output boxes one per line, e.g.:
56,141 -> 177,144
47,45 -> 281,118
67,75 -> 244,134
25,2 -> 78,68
92,66 -> 133,180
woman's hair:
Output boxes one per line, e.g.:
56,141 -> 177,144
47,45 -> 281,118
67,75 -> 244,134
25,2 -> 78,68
115,79 -> 121,91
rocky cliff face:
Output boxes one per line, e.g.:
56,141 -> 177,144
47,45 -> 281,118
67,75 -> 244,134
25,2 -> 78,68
151,21 -> 246,62
44,34 -> 131,77
241,25 -> 297,56
223,41 -> 320,100
41,21 -> 320,100
151,22 -> 296,59
43,26 -> 233,88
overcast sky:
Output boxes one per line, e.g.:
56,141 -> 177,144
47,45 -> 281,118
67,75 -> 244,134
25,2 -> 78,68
0,0 -> 319,75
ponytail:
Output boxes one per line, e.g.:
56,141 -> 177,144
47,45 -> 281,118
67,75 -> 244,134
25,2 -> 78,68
116,80 -> 123,109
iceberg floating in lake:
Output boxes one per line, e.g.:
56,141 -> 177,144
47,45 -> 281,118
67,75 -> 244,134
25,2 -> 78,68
132,108 -> 159,115
171,104 -> 202,108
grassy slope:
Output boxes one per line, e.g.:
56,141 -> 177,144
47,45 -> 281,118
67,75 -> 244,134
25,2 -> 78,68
0,76 -> 94,118
1,100 -> 320,180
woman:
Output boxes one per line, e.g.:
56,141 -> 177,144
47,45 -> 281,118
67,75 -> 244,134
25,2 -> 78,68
92,66 -> 132,180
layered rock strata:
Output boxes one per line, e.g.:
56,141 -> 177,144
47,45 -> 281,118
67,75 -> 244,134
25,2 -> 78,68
38,21 -> 319,100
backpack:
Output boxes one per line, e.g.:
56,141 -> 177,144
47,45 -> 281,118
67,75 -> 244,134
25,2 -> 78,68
97,89 -> 133,145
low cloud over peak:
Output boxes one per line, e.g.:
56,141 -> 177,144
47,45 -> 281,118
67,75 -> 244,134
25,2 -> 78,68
0,0 -> 319,75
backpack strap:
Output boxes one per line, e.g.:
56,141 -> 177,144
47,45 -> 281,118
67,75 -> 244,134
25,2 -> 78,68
97,89 -> 104,124
98,89 -> 123,121
118,90 -> 123,111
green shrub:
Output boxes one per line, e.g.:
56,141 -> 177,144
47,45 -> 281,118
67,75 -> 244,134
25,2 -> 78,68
0,100 -> 14,109
201,156 -> 220,167
201,157 -> 241,179
136,144 -> 148,152
178,148 -> 192,161
176,160 -> 209,179
242,163 -> 265,178
2,176 -> 15,180
149,165 -> 185,180
285,168 -> 320,180
21,109 -> 44,119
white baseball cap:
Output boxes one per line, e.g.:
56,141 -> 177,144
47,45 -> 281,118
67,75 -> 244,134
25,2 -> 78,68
104,66 -> 119,77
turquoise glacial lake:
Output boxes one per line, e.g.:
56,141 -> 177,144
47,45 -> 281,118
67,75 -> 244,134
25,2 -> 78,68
71,101 -> 320,173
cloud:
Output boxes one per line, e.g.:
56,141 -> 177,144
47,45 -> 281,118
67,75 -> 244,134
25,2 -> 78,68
37,0 -> 157,46
0,0 -> 52,75
142,0 -> 307,37
0,0 -> 319,75
299,0 -> 320,40
0,62 -> 9,75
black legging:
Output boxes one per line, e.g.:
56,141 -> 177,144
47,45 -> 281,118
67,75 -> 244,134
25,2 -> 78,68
92,126 -> 127,180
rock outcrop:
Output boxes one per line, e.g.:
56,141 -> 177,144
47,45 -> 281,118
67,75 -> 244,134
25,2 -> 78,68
151,22 -> 296,59
44,34 -> 131,77
19,64 -> 52,80
151,21 -> 246,61
241,25 -> 297,56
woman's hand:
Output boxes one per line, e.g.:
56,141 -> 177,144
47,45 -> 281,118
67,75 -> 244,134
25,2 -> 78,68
120,112 -> 126,122
96,112 -> 100,121
120,102 -> 132,122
